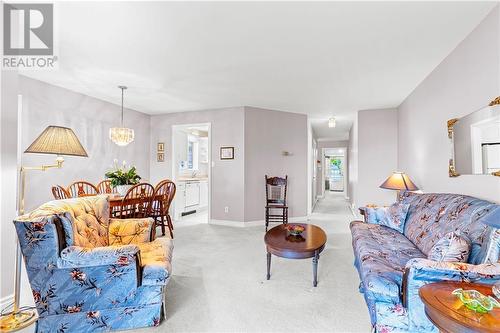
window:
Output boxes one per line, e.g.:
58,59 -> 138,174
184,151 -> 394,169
187,136 -> 199,170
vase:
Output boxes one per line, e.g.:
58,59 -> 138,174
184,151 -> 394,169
115,185 -> 132,196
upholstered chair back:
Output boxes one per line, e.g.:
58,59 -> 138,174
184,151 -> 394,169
20,196 -> 110,248
14,197 -> 142,320
400,192 -> 500,264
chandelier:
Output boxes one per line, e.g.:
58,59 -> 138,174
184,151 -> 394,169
110,85 -> 135,146
328,117 -> 336,128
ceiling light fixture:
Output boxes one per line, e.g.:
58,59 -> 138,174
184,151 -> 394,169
109,85 -> 135,146
328,117 -> 336,128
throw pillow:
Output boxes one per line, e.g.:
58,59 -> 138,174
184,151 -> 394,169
428,231 -> 471,263
365,203 -> 410,233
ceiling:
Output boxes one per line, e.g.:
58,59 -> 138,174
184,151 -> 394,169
21,1 -> 496,140
324,148 -> 345,157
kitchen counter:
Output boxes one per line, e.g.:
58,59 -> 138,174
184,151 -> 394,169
177,177 -> 208,182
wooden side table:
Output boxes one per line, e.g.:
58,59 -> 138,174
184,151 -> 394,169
419,281 -> 500,333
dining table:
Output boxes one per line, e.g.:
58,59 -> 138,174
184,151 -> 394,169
107,194 -> 161,217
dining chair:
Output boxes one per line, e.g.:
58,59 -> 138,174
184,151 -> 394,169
151,180 -> 176,238
265,175 -> 288,231
97,179 -> 115,194
116,183 -> 155,219
67,181 -> 99,198
51,185 -> 70,200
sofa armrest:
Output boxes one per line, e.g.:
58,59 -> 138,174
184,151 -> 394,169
37,253 -> 142,316
58,244 -> 140,267
402,258 -> 500,331
358,207 -> 368,222
109,217 -> 155,245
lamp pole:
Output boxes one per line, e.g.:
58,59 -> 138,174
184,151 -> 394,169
1,158 -> 64,331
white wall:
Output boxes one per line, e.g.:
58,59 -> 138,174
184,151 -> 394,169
348,109 -> 398,208
19,76 -> 151,211
358,109 -> 399,206
0,74 -> 151,302
348,116 -> 358,209
244,107 -> 308,221
150,107 -> 246,222
398,5 -> 500,203
1,71 -> 20,301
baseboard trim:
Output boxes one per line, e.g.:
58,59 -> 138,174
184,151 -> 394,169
209,219 -> 246,227
209,216 -> 309,228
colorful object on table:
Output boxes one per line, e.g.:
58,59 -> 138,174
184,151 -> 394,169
452,288 -> 500,313
286,224 -> 305,236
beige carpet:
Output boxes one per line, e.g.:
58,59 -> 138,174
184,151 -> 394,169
17,192 -> 371,332
143,192 -> 371,332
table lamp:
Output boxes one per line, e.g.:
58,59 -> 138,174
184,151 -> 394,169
379,171 -> 419,201
0,126 -> 88,332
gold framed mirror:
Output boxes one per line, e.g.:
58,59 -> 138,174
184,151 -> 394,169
448,96 -> 500,177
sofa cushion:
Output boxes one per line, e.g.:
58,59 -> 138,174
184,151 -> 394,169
365,203 -> 410,233
351,221 -> 426,303
138,237 -> 173,286
109,218 -> 153,245
428,231 -> 471,263
21,196 -> 110,248
400,192 -> 499,263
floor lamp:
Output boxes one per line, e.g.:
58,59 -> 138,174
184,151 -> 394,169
0,126 -> 88,332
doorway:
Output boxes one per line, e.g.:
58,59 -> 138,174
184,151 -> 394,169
171,123 -> 211,225
322,147 -> 347,198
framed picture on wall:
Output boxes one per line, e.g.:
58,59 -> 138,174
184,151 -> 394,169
220,146 -> 234,160
157,142 -> 165,152
157,152 -> 165,162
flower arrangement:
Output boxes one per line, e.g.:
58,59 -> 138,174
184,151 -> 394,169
105,160 -> 141,187
286,224 -> 305,236
105,160 -> 141,196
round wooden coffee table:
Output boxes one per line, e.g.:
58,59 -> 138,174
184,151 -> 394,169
264,223 -> 327,287
419,281 -> 500,333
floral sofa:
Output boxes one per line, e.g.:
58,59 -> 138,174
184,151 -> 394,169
14,195 -> 173,332
350,192 -> 500,332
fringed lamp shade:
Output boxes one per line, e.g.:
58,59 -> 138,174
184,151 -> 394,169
380,172 -> 419,191
24,126 -> 88,157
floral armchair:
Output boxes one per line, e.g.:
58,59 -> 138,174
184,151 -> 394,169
351,192 -> 500,332
14,195 -> 173,332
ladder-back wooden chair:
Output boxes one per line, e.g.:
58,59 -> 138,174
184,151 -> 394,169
67,181 -> 99,198
151,180 -> 176,238
265,175 -> 288,231
51,185 -> 70,200
97,179 -> 115,194
115,183 -> 155,219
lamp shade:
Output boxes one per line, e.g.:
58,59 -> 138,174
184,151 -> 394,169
379,172 -> 419,191
24,126 -> 88,157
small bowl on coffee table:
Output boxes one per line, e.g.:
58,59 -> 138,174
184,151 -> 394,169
286,224 -> 305,236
